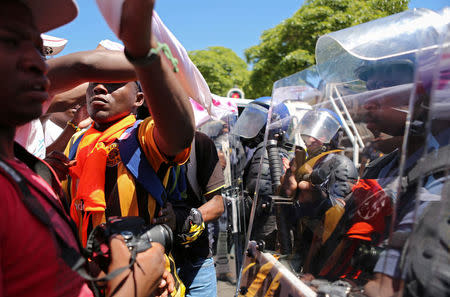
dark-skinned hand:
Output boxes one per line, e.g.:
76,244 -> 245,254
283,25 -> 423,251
44,151 -> 76,181
152,202 -> 176,231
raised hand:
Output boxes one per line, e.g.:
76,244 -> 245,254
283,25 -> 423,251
72,104 -> 92,129
119,0 -> 155,58
45,151 -> 76,181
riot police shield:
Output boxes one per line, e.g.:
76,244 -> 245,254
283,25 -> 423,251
237,8 -> 448,297
236,66 -> 328,296
400,11 -> 450,297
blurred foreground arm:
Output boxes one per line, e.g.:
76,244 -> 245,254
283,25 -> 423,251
47,50 -> 136,97
119,0 -> 195,157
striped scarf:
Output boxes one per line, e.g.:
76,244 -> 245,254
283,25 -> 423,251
69,114 -> 136,243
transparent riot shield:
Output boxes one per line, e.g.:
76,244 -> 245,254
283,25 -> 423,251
236,66 -> 327,297
237,8 -> 448,297
199,112 -> 248,284
400,12 -> 450,297
315,8 -> 447,83
304,8 -> 446,297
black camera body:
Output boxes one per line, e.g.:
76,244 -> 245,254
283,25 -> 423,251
86,216 -> 173,272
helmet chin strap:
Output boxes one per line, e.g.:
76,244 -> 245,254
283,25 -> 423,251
241,128 -> 266,148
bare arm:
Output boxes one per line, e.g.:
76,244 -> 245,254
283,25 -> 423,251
45,125 -> 78,154
198,193 -> 224,223
46,83 -> 88,114
45,105 -> 91,154
118,0 -> 195,156
138,48 -> 195,156
47,50 -> 136,97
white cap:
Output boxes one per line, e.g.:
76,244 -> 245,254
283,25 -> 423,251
41,34 -> 68,56
99,39 -> 124,51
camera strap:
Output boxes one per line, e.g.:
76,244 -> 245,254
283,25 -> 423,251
72,249 -> 139,297
75,249 -> 138,282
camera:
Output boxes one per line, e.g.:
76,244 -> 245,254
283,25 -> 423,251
85,216 -> 173,272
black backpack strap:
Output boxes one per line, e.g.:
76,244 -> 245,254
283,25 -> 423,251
388,231 -> 411,249
0,157 -> 86,272
14,143 -> 74,213
14,143 -> 63,195
0,159 -> 50,224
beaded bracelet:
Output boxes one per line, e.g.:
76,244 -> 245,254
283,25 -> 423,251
67,121 -> 81,132
124,42 -> 179,73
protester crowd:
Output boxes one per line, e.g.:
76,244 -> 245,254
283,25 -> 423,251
0,1 -> 448,297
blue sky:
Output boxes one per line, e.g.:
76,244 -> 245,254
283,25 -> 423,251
48,0 -> 449,60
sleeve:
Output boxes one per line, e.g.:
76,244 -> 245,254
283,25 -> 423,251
0,176 -> 21,297
203,162 -> 225,197
374,192 -> 431,279
137,118 -> 191,171
195,132 -> 225,197
373,248 -> 403,278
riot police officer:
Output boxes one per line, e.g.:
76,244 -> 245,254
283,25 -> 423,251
233,97 -> 292,251
279,108 -> 358,274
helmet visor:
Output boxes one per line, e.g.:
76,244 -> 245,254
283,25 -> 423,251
231,103 -> 268,139
198,120 -> 226,139
300,110 -> 341,144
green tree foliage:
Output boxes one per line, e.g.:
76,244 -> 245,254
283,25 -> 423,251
245,0 -> 409,98
188,46 -> 250,97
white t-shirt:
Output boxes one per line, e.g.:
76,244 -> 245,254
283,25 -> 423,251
15,119 -> 46,159
14,97 -> 52,158
43,119 -> 64,148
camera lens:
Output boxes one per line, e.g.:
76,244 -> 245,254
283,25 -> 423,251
140,224 -> 173,253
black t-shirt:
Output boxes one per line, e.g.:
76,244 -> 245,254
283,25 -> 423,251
174,131 -> 225,261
